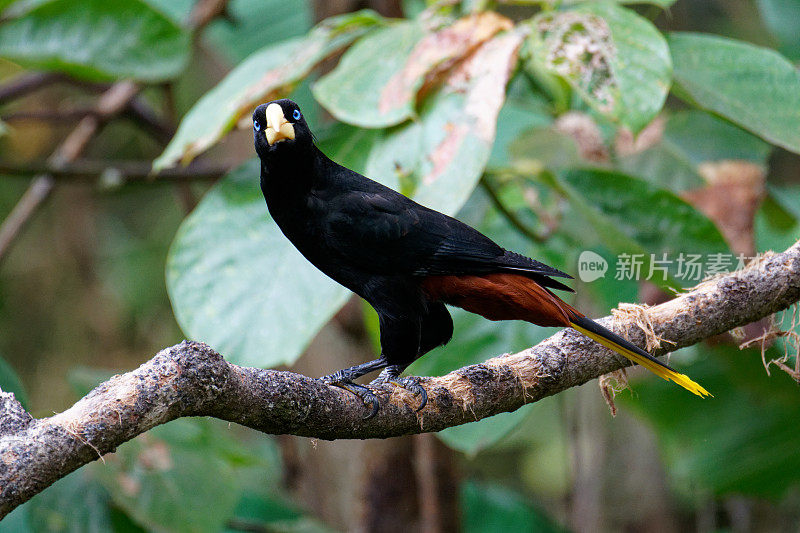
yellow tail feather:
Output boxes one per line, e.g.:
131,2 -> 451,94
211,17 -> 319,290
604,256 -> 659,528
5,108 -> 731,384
571,323 -> 711,398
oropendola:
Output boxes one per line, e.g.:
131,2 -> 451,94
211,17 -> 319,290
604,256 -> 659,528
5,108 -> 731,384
252,99 -> 709,418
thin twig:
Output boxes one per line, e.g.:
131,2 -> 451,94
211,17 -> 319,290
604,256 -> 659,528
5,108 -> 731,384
0,175 -> 53,258
0,81 -> 140,263
0,160 -> 227,183
480,175 -> 551,243
0,0 -> 231,263
3,99 -> 176,146
1,108 -> 96,122
0,72 -> 61,105
124,98 -> 176,145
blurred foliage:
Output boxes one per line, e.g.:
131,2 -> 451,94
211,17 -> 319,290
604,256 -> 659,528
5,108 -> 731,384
624,343 -> 800,498
1,0 -> 800,530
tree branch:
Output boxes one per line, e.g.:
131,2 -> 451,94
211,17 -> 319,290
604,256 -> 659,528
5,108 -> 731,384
2,239 -> 799,516
0,72 -> 62,105
0,160 -> 227,183
0,81 -> 140,264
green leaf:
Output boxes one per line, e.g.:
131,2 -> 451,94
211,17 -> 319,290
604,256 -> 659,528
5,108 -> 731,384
140,0 -> 193,24
167,159 -> 349,368
365,30 -> 525,215
525,3 -> 671,133
229,494 -> 335,533
314,12 -> 512,128
755,186 -> 800,253
624,344 -> 800,497
0,0 -> 190,81
153,10 -> 383,170
0,354 -> 27,408
519,0 -> 675,6
487,76 -> 554,169
314,21 -> 423,128
508,127 -> 582,172
669,32 -> 800,154
461,481 -> 563,533
662,110 -> 772,166
25,469 -> 121,533
438,404 -> 536,456
757,0 -> 800,60
315,122 -> 385,175
617,110 -> 771,193
768,184 -> 800,221
551,168 -> 729,289
616,143 -> 703,193
96,420 -> 243,533
205,0 -> 313,62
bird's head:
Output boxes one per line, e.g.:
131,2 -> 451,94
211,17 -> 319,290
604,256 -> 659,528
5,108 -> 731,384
252,99 -> 313,159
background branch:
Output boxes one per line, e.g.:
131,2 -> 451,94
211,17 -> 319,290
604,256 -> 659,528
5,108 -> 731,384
0,81 -> 140,264
0,0 -> 230,265
0,160 -> 227,183
0,72 -> 62,105
2,239 -> 798,518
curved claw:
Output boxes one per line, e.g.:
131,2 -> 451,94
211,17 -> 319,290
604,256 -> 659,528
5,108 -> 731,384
362,392 -> 380,420
369,375 -> 428,412
397,377 -> 428,412
318,377 -> 381,419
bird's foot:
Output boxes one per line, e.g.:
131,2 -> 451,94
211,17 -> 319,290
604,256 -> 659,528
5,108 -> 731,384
319,372 -> 380,420
370,374 -> 428,412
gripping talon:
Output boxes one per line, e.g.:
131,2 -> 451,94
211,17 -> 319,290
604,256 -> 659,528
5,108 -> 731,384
319,377 -> 381,419
393,377 -> 428,411
369,374 -> 428,412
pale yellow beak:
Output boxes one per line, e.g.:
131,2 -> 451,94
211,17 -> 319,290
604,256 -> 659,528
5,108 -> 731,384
264,103 -> 296,145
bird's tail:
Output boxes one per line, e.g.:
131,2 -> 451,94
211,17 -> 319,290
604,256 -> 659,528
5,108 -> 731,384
569,314 -> 711,397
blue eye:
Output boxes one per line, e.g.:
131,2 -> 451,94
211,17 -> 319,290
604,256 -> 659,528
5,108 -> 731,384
254,120 -> 261,132
292,109 -> 301,121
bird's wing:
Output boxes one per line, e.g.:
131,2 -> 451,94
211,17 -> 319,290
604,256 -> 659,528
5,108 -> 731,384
321,187 -> 572,290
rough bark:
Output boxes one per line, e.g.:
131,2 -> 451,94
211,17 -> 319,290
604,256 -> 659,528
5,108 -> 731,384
2,239 -> 799,517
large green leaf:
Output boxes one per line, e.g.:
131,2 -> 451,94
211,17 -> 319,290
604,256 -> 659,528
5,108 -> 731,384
625,344 -> 800,497
438,404 -> 536,457
166,159 -> 349,368
205,0 -> 313,62
314,12 -> 512,128
24,470 -> 122,533
518,0 -> 675,6
755,186 -> 800,253
669,32 -> 800,154
153,10 -> 383,171
461,481 -> 562,533
662,110 -> 772,167
0,354 -> 27,408
95,420 -> 243,533
757,0 -> 800,60
487,76 -> 554,170
551,168 -> 729,289
365,30 -> 525,215
314,21 -> 424,128
617,110 -> 771,193
0,0 -> 190,81
525,3 -> 671,133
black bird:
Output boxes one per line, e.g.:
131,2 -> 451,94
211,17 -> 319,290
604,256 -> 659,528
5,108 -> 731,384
252,99 -> 709,418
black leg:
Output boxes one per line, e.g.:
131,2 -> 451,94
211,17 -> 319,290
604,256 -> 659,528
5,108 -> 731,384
319,358 -> 388,419
369,365 -> 428,412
